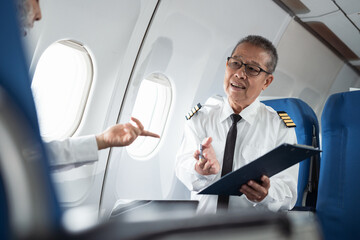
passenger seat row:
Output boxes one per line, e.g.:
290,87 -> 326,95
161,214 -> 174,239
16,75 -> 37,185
263,90 -> 360,240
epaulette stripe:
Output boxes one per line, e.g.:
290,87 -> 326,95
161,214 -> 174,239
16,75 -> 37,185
283,119 -> 293,123
185,103 -> 202,120
277,111 -> 296,128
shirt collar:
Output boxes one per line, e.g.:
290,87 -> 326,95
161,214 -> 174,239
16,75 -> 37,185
219,96 -> 234,123
220,97 -> 260,125
240,98 -> 260,125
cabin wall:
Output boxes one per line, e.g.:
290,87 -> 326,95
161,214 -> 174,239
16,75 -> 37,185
25,0 -> 159,209
23,0 -> 360,218
265,19 -> 344,116
100,0 -> 351,218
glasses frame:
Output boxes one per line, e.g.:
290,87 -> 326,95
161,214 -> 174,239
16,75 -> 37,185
227,57 -> 272,76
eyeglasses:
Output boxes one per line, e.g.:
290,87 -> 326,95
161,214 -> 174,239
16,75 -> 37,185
227,57 -> 271,76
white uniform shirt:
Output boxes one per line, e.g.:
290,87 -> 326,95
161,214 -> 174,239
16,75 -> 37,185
175,96 -> 298,214
45,135 -> 98,167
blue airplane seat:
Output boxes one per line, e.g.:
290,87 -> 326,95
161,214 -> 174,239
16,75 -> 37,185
262,98 -> 320,208
316,91 -> 360,240
0,0 -> 62,239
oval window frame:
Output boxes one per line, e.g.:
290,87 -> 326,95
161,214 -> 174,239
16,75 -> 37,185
31,40 -> 94,141
126,72 -> 173,160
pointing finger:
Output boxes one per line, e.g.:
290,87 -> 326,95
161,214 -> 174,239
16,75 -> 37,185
141,130 -> 160,138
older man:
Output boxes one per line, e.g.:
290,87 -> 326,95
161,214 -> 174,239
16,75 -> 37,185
176,35 -> 298,214
15,0 -> 160,167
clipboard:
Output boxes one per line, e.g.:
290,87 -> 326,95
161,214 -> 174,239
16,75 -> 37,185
198,143 -> 321,196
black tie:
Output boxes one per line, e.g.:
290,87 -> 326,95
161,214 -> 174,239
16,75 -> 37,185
217,113 -> 242,210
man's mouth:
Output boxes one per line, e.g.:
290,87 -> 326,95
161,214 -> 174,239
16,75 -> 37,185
231,82 -> 246,89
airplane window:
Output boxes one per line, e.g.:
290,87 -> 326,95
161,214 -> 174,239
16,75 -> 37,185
31,40 -> 93,140
126,73 -> 172,160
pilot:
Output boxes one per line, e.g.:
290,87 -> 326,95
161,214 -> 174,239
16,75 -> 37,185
15,0 -> 160,167
176,35 -> 298,214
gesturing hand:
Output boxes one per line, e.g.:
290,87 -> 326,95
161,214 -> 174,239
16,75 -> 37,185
96,117 -> 160,150
194,137 -> 220,175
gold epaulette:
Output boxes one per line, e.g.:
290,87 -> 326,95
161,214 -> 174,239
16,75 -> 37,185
277,111 -> 296,128
185,103 -> 202,120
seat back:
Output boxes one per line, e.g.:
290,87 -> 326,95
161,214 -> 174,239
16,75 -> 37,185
0,175 -> 9,240
262,98 -> 320,208
317,91 -> 360,240
0,0 -> 61,239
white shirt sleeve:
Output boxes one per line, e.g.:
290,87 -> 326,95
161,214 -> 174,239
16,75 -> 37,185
45,135 -> 99,167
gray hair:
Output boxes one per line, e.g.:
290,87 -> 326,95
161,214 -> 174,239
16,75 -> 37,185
231,35 -> 278,73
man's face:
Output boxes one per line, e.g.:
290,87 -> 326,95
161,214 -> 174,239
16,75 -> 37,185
223,42 -> 274,112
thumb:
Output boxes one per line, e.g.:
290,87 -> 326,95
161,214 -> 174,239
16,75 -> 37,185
202,137 -> 212,147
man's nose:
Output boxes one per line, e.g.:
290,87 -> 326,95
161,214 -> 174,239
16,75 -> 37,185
35,4 -> 42,21
234,65 -> 246,78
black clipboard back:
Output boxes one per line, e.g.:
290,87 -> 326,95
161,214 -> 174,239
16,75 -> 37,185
198,143 -> 321,196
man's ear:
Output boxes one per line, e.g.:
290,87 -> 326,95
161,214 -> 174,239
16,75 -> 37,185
262,74 -> 274,90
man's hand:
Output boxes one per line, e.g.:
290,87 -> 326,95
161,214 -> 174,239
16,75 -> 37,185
194,137 -> 220,175
239,175 -> 270,202
96,117 -> 160,150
